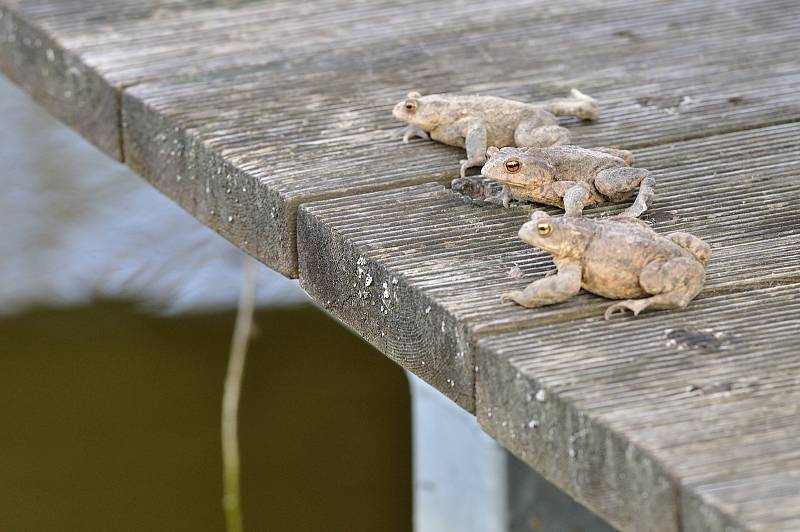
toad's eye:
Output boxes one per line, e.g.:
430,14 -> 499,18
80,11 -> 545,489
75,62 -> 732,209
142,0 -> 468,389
537,222 -> 553,236
404,100 -> 417,112
505,160 -> 520,173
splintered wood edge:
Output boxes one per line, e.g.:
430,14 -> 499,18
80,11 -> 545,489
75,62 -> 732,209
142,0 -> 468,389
0,4 -> 121,159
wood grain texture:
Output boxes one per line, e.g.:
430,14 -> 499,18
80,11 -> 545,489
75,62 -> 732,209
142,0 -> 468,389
0,4 -> 120,157
2,0 -> 800,529
3,0 -> 799,274
476,284 -> 800,532
298,123 -> 800,529
120,0 -> 800,275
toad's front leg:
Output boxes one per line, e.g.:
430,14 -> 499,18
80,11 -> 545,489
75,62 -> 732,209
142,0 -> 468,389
432,117 -> 488,178
552,181 -> 592,217
501,262 -> 582,308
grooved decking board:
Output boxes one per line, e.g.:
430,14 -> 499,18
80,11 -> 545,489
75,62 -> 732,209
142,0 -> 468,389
0,0 -> 253,157
475,284 -> 800,532
120,0 -> 800,276
297,122 -> 800,411
2,0 -> 800,530
2,0 -> 800,274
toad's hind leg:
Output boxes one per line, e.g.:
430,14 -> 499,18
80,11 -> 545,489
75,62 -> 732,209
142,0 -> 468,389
432,117 -> 488,177
594,167 -> 655,218
591,147 -> 636,165
604,257 -> 705,319
545,88 -> 600,120
667,232 -> 712,266
514,118 -> 571,148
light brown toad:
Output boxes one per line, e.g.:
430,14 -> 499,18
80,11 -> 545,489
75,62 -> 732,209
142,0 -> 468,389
392,89 -> 599,177
479,145 -> 654,217
502,211 -> 710,319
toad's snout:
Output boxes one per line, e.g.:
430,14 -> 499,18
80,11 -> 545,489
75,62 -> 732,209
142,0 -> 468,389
480,158 -> 499,178
518,220 -> 539,245
392,102 -> 407,121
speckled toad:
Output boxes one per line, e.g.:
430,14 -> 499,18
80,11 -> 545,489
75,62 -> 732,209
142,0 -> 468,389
393,89 -> 599,177
503,212 -> 710,319
479,145 -> 655,217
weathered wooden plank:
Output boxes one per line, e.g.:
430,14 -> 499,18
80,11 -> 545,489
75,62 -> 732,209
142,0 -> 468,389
119,0 -> 800,275
475,285 -> 800,532
122,59 -> 800,276
297,122 -> 800,411
4,0 -> 799,275
0,5 -> 121,156
298,134 -> 800,528
0,0 -> 624,156
0,0 -> 257,157
2,1 -> 799,529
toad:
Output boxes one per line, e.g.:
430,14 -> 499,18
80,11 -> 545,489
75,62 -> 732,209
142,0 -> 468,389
502,212 -> 710,319
393,89 -> 599,177
479,145 -> 654,218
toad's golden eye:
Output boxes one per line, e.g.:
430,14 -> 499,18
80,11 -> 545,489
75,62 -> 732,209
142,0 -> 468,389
505,160 -> 521,173
537,222 -> 552,236
405,100 -> 417,112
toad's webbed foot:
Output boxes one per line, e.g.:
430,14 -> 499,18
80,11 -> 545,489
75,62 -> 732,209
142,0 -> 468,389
604,299 -> 652,320
545,88 -> 600,121
461,120 -> 488,177
619,173 -> 655,218
500,290 -> 525,305
431,117 -> 488,177
402,125 -> 429,143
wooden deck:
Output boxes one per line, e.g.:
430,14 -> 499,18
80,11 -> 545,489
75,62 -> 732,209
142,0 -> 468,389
2,0 -> 799,530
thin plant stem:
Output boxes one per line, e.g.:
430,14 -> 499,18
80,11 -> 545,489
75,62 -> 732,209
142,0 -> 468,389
222,256 -> 259,532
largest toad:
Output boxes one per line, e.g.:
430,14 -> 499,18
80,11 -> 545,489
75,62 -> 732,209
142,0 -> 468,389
502,212 -> 710,319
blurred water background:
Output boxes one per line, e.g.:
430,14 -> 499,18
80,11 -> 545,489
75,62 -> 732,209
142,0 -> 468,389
0,74 -> 412,531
